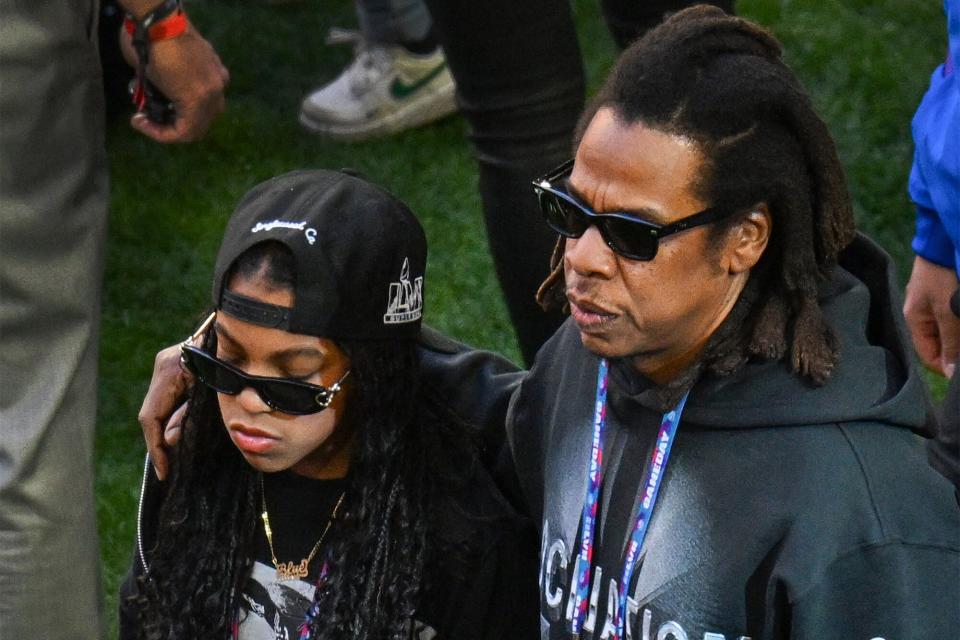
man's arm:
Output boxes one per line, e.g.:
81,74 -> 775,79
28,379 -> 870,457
117,0 -> 229,143
417,327 -> 526,466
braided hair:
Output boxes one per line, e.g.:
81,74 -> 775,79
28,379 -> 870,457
130,242 -> 475,639
538,4 -> 856,387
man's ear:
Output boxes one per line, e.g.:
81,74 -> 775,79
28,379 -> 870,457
724,203 -> 771,274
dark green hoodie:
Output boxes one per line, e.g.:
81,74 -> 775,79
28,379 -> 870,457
497,234 -> 959,639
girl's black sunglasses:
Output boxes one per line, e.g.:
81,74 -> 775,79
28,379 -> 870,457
179,314 -> 350,415
532,159 -> 737,261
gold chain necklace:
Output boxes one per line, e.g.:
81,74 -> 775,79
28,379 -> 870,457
259,474 -> 346,581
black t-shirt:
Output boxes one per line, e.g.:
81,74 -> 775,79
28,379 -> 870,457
253,470 -> 347,582
237,471 -> 348,638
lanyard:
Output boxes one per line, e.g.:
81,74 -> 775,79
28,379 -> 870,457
569,358 -> 688,640
569,358 -> 611,633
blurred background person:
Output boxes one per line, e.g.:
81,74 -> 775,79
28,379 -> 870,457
0,1 -> 226,636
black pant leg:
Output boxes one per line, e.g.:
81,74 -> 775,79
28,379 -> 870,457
600,0 -> 736,48
423,0 -> 585,364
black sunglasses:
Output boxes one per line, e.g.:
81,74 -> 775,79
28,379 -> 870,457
179,314 -> 350,416
532,159 -> 737,261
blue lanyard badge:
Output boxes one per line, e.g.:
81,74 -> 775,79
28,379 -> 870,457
569,358 -> 688,640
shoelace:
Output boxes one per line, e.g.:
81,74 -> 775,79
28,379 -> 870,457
324,27 -> 362,47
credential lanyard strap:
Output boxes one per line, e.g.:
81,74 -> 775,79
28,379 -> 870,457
569,358 -> 688,639
569,358 -> 611,634
613,391 -> 687,639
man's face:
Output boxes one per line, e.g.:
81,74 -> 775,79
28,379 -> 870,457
564,108 -> 749,381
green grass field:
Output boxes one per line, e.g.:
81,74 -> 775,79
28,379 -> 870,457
96,0 -> 948,633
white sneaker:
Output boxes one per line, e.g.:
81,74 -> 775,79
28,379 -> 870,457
299,30 -> 458,141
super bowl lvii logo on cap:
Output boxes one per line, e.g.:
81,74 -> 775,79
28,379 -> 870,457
383,258 -> 423,324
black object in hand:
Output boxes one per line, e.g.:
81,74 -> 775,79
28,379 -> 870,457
129,77 -> 175,125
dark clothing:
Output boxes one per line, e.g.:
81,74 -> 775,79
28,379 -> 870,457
422,0 -> 581,364
241,473 -> 349,637
251,471 -> 349,583
600,0 -> 735,47
118,405 -> 537,639
508,234 -> 959,639
422,235 -> 960,639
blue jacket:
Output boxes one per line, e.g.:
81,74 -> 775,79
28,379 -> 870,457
910,0 -> 960,274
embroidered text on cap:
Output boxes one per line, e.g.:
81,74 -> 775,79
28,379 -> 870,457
251,219 -> 317,245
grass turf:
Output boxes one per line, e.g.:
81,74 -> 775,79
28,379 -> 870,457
96,0 -> 948,633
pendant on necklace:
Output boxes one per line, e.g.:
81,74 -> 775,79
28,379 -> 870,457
275,559 -> 310,581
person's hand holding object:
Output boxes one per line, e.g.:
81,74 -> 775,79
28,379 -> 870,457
119,5 -> 229,143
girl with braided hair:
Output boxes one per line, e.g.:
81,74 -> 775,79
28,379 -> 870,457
119,170 -> 535,640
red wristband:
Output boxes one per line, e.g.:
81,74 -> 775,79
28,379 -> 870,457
124,11 -> 187,42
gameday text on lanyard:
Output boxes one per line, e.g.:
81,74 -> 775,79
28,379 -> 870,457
569,358 -> 689,640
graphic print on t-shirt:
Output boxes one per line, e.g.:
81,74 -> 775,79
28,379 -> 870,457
238,561 -> 315,639
237,560 -> 441,639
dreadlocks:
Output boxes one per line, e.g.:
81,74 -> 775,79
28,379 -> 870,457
130,242 -> 476,639
538,4 -> 856,387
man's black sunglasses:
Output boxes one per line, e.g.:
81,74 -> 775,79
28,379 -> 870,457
532,159 -> 738,261
179,313 -> 350,416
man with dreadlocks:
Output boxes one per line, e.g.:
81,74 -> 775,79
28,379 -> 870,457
139,6 -> 960,639
491,6 -> 960,638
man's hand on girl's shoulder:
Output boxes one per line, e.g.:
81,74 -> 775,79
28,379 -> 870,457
138,343 -> 191,480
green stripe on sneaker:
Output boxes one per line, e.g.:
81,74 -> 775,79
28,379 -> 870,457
390,62 -> 447,99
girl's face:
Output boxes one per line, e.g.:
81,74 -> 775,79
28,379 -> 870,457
214,276 -> 353,479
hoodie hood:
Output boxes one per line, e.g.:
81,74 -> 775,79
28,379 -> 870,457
609,233 -> 935,434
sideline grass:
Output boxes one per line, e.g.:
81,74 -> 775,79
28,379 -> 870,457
96,0 -> 947,633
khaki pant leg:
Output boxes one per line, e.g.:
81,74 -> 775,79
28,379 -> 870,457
0,1 -> 108,637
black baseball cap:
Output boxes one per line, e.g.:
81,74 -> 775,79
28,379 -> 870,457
212,170 -> 427,340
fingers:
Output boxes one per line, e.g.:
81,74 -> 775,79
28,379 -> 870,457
904,292 -> 940,372
904,256 -> 960,377
139,404 -> 171,481
907,313 -> 945,374
129,90 -> 225,144
138,344 -> 192,480
935,305 -> 959,378
904,289 -> 946,375
164,403 -> 188,448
